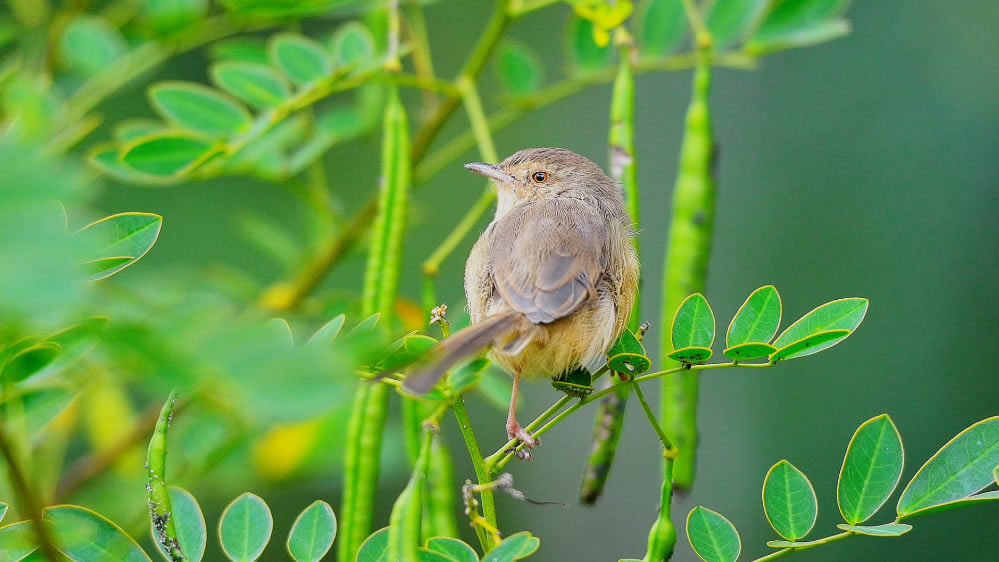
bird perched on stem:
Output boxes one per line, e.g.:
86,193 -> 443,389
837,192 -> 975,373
404,148 -> 639,458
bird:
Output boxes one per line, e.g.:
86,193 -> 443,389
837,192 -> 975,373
403,147 -> 639,458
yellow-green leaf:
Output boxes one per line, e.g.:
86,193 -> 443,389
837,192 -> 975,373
78,212 -> 162,280
121,132 -> 217,177
149,82 -> 252,136
772,297 -> 868,358
211,61 -> 291,109
270,33 -> 334,86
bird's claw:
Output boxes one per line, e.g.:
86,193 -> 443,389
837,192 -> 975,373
505,421 -> 539,460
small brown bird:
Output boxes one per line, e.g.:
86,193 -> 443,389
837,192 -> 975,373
404,148 -> 639,456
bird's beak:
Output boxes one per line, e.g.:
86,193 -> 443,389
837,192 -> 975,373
464,162 -> 514,183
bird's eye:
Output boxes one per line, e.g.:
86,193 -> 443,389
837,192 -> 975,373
531,171 -> 548,183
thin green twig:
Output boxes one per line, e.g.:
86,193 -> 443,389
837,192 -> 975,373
451,395 -> 498,552
752,531 -> 854,561
0,422 -> 61,561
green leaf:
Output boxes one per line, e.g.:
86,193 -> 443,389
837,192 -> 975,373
2,342 -> 59,382
425,537 -> 478,562
379,334 -> 439,373
121,132 -> 216,177
418,549 -> 456,562
837,414 -> 904,525
769,329 -> 850,362
356,527 -> 389,562
635,0 -> 687,57
607,328 -> 651,374
0,503 -> 6,523
567,17 -> 613,72
59,16 -> 127,77
0,385 -> 75,435
772,297 -> 868,357
707,0 -> 768,48
149,81 -> 252,136
896,416 -> 999,518
726,285 -> 781,347
667,346 -> 713,364
143,0 -> 208,34
113,120 -> 165,143
835,523 -> 912,537
495,41 -> 544,96
671,293 -> 715,350
307,314 -> 347,347
329,22 -> 376,69
78,212 -> 162,281
762,460 -> 818,541
722,342 -> 776,361
212,38 -> 270,64
45,505 -> 151,561
211,62 -> 291,110
88,144 -> 174,185
0,520 -> 37,561
448,358 -> 491,395
270,33 -> 334,86
153,487 -> 206,562
685,506 -> 741,562
746,0 -> 851,54
994,465 -> 998,486
218,493 -> 273,562
286,500 -> 336,562
481,531 -> 540,562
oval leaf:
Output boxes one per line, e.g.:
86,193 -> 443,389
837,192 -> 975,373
495,41 -> 543,96
153,487 -> 206,562
481,531 -> 540,562
636,0 -> 686,57
356,527 -> 389,562
286,500 -> 336,562
726,285 -> 781,347
59,16 -> 127,77
329,22 -> 376,69
306,314 -> 346,347
762,460 -> 818,541
212,38 -> 269,64
270,33 -> 334,86
566,17 -> 613,72
149,81 -> 252,136
837,414 -> 904,525
896,416 -> 999,518
667,346 -> 712,364
418,549 -> 454,562
607,328 -> 651,374
769,329 -> 850,362
143,0 -> 207,34
78,212 -> 162,280
211,62 -> 291,109
0,520 -> 38,561
722,342 -> 776,361
671,293 -> 715,350
45,505 -> 151,561
747,0 -> 851,54
686,506 -> 741,562
706,0 -> 768,48
0,503 -> 6,523
772,297 -> 868,356
2,342 -> 59,382
218,493 -> 273,562
835,523 -> 912,537
425,537 -> 478,562
121,132 -> 216,177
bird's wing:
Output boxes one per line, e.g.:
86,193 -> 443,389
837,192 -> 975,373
491,198 -> 609,324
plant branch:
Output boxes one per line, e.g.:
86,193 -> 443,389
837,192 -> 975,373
451,395 -> 498,552
0,422 -> 61,561
752,531 -> 854,561
632,383 -> 672,451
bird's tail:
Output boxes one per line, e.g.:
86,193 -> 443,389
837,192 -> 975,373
403,312 -> 522,394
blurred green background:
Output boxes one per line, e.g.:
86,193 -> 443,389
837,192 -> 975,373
86,0 -> 999,560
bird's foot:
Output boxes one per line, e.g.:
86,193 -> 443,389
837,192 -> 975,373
505,420 -> 539,461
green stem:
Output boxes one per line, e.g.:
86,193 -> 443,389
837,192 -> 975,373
633,383 -> 671,451
451,395 -> 497,552
147,390 -> 185,561
338,85 -> 410,562
751,531 -> 854,561
643,458 -> 677,562
661,52 -> 716,490
387,431 -> 433,562
580,41 -> 641,505
0,420 -> 61,561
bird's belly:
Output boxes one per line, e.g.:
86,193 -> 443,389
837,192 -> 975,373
489,295 -> 618,381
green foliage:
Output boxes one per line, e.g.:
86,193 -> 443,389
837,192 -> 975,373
270,33 -> 335,86
78,212 -> 163,280
218,493 -> 274,562
686,506 -> 741,562
287,501 -> 337,562
669,293 -> 715,363
154,488 -> 207,562
635,0 -> 686,57
838,415 -> 904,525
211,62 -> 293,109
686,415 -> 999,558
0,520 -> 36,561
606,327 -> 652,375
495,41 -> 544,96
46,505 -> 151,561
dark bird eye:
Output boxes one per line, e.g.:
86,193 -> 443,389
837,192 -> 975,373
531,171 -> 548,183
